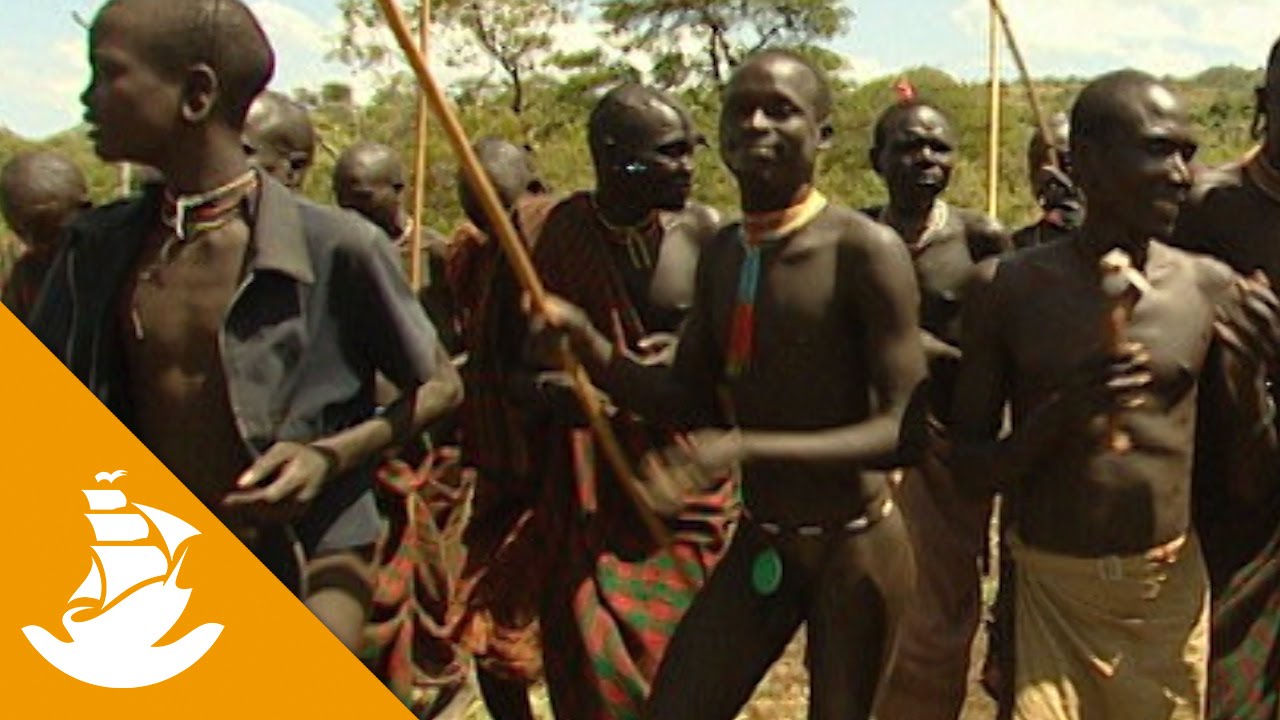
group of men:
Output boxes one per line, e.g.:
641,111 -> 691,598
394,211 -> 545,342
3,1 -> 1279,719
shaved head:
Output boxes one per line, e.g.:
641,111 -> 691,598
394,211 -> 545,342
459,136 -> 544,229
333,141 -> 406,236
735,49 -> 832,121
588,83 -> 695,167
334,142 -> 402,187
244,91 -> 316,190
95,0 -> 274,127
1071,70 -> 1177,156
0,151 -> 89,248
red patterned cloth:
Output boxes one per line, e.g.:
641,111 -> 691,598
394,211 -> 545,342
363,449 -> 472,717
526,192 -> 738,720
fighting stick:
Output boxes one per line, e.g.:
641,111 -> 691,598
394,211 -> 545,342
372,0 -> 679,560
1099,249 -> 1146,453
989,0 -> 1059,169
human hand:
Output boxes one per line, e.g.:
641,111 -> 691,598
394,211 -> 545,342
621,332 -> 679,367
1216,272 -> 1280,372
636,434 -> 732,518
525,293 -> 599,366
1056,342 -> 1154,424
222,441 -> 337,522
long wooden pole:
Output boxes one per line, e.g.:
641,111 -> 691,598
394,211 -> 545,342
408,0 -> 430,290
989,0 -> 1058,168
986,4 -> 1001,219
372,0 -> 675,554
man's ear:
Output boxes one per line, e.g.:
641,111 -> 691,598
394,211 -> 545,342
818,119 -> 834,151
181,63 -> 219,124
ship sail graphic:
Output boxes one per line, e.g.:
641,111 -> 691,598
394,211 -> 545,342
22,476 -> 224,688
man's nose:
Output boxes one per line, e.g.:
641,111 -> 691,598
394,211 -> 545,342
1169,153 -> 1192,187
745,107 -> 769,130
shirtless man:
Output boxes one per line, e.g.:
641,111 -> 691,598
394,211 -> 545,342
1012,113 -> 1082,251
952,69 -> 1279,720
1171,38 -> 1280,720
332,141 -> 458,353
865,98 -> 1010,720
0,151 -> 91,321
244,89 -> 316,192
536,51 -> 926,719
30,0 -> 460,654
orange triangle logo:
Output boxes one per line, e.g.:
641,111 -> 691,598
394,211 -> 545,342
0,308 -> 413,717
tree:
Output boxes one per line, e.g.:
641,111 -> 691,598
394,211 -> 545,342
599,0 -> 852,88
333,0 -> 575,116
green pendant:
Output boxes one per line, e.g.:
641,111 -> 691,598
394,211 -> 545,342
751,547 -> 783,596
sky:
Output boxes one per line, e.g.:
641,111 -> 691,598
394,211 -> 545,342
1,0 -> 1276,140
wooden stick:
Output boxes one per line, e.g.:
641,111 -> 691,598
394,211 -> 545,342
1100,250 -> 1138,454
989,0 -> 1059,169
372,0 -> 675,554
408,0 -> 430,290
986,4 -> 1001,219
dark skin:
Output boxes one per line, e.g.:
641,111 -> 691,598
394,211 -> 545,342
243,90 -> 315,192
333,142 -> 407,238
952,75 -> 1279,558
527,90 -> 720,415
0,152 -> 91,251
537,53 -> 926,720
1011,114 -> 1082,250
1172,48 -> 1280,591
870,105 -> 1010,346
83,0 -> 462,651
869,103 -> 1010,421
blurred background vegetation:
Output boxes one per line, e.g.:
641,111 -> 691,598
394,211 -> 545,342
0,0 -> 1264,278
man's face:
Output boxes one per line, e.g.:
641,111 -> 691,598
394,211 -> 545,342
1084,83 -> 1196,242
875,105 -> 956,203
335,162 -> 404,237
1260,63 -> 1280,151
245,126 -> 314,191
610,103 -> 697,212
81,8 -> 182,165
720,57 -> 827,189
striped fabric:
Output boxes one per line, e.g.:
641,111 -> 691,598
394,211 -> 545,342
527,192 -> 738,719
1207,521 -> 1280,720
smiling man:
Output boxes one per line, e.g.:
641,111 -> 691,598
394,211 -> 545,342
866,97 -> 1011,720
532,51 -> 927,719
951,69 -> 1280,720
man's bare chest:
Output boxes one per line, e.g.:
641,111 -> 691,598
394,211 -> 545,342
1008,265 -> 1215,400
123,228 -> 249,362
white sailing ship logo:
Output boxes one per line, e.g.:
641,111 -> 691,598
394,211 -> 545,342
22,471 -> 224,688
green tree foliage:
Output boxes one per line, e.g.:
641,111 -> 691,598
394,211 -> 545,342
0,66 -> 1262,254
334,0 -> 575,116
599,0 -> 852,87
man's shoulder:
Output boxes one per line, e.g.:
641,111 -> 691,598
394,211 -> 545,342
66,194 -> 154,243
824,203 -> 904,255
1155,240 -> 1237,300
952,205 -> 1001,231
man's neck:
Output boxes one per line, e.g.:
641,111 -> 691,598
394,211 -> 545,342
158,133 -> 255,197
1075,219 -> 1151,270
740,180 -> 813,214
593,186 -> 651,227
886,191 -> 937,225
